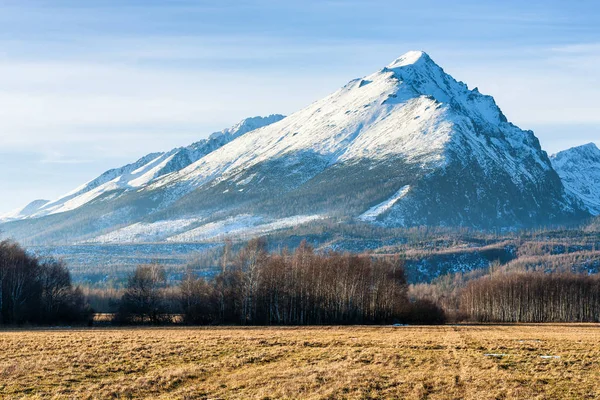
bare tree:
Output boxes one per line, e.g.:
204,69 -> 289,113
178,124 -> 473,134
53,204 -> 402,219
0,240 -> 91,325
117,264 -> 167,324
174,239 -> 430,325
39,259 -> 72,320
180,271 -> 216,324
461,272 -> 600,322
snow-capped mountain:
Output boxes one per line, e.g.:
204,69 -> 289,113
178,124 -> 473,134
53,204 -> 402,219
0,199 -> 50,222
2,115 -> 285,220
0,51 -> 588,245
551,143 -> 600,215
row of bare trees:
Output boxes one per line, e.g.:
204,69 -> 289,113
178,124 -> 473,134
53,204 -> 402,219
461,272 -> 600,322
0,240 -> 92,325
116,239 -> 445,325
189,239 -> 409,324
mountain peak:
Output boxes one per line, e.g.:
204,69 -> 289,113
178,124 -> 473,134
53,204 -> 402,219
387,50 -> 432,69
208,114 -> 286,141
576,142 -> 600,153
552,142 -> 600,160
551,142 -> 600,216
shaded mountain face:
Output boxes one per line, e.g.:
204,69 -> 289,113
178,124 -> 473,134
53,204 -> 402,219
551,143 -> 600,215
0,51 -> 588,245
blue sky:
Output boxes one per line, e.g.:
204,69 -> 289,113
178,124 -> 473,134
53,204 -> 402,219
1,0 -> 599,213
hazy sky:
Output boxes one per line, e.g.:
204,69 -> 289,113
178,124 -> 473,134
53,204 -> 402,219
1,0 -> 599,213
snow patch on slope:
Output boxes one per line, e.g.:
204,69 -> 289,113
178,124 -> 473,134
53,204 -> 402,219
360,185 -> 411,222
167,214 -> 323,242
128,154 -> 177,187
87,217 -> 204,243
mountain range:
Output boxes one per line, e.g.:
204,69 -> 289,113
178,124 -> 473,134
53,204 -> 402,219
551,143 -> 600,216
0,51 -> 595,246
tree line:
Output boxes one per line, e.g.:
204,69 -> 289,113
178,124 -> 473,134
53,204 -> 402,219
0,240 -> 92,325
461,272 -> 600,322
4,235 -> 600,326
410,261 -> 600,323
98,240 -> 600,325
116,239 -> 445,325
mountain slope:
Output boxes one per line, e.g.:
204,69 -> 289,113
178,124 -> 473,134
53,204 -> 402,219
0,51 -> 588,245
141,51 -> 582,228
6,115 -> 285,220
0,199 -> 50,222
551,143 -> 600,215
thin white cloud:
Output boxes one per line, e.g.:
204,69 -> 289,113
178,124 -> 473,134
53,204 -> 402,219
550,43 -> 600,53
36,149 -> 91,164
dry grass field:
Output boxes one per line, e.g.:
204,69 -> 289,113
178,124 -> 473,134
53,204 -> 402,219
1,325 -> 599,399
